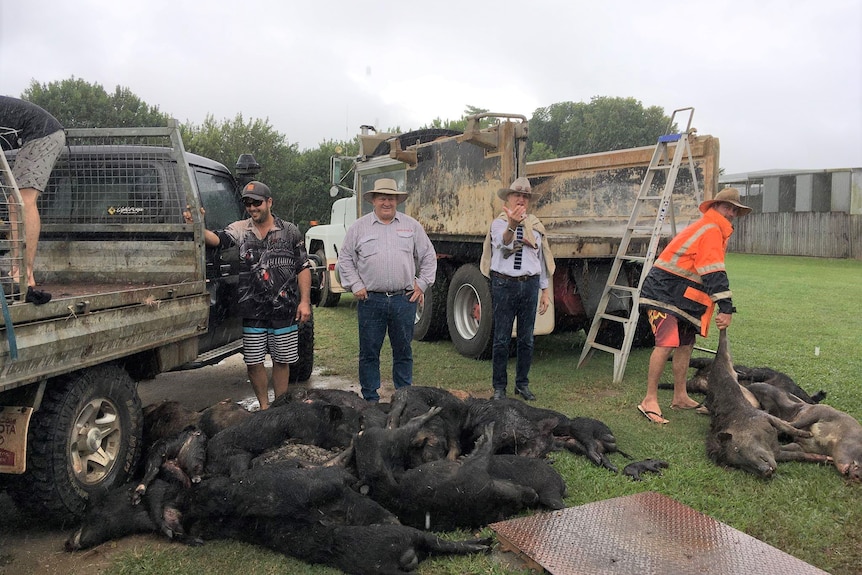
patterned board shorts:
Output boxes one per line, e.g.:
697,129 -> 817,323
242,320 -> 299,365
646,309 -> 696,348
11,130 -> 65,192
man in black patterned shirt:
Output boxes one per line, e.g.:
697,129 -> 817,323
201,181 -> 311,410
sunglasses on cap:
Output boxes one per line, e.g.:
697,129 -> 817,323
243,198 -> 264,207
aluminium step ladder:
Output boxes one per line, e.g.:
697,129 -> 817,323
577,107 -> 700,383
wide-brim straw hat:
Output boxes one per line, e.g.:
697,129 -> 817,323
497,176 -> 535,201
699,187 -> 752,215
362,178 -> 408,204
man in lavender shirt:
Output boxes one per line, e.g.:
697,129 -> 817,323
337,178 -> 437,402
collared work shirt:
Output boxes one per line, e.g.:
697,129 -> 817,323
338,211 -> 437,294
489,218 -> 549,289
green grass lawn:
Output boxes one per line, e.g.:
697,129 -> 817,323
111,253 -> 862,575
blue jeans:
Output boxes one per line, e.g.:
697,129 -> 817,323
491,275 -> 539,391
357,292 -> 417,401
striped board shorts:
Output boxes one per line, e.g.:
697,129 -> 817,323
242,318 -> 299,365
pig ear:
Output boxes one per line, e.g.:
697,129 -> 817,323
325,405 -> 344,422
538,417 -> 559,433
412,429 -> 435,447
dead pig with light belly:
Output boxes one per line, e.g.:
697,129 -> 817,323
704,329 -> 813,478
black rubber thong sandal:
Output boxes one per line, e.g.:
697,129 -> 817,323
638,404 -> 669,424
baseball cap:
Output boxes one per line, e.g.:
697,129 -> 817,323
241,181 -> 272,201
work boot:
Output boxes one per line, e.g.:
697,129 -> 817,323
25,286 -> 51,305
492,388 -> 506,400
515,385 -> 536,401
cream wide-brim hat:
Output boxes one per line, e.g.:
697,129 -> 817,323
362,178 -> 409,204
699,187 -> 752,215
497,176 -> 536,201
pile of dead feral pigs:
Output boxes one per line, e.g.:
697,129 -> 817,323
64,384 -> 665,574
687,329 -> 861,481
63,330 -> 860,574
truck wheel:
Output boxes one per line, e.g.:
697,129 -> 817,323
289,315 -> 314,383
8,365 -> 143,520
309,251 -> 323,307
594,318 -> 625,348
414,263 -> 451,341
446,264 -> 494,359
593,312 -> 654,349
315,249 -> 341,308
632,312 -> 655,348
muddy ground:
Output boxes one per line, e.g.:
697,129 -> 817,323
0,355 -> 397,575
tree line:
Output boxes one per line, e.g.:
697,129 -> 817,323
19,77 -> 671,232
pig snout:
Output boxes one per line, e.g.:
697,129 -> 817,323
64,530 -> 83,552
837,461 -> 862,481
751,455 -> 776,479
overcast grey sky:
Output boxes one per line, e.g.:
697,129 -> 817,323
2,0 -> 860,174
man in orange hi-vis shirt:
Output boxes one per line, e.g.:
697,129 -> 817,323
636,188 -> 752,424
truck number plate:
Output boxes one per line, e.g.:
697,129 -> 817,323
0,406 -> 32,474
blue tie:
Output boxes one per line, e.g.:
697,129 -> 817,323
514,226 -> 523,270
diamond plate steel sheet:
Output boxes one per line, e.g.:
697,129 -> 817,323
490,491 -> 829,575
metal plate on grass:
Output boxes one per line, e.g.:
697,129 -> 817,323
490,491 -> 828,575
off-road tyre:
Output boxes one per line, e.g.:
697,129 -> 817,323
8,364 -> 143,521
594,311 -> 654,349
289,314 -> 314,383
315,248 -> 341,308
632,312 -> 655,348
446,264 -> 494,359
414,263 -> 451,341
594,316 -> 625,349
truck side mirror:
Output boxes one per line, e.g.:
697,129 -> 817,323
330,156 -> 342,186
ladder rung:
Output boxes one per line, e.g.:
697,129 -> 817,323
588,342 -> 622,355
607,284 -> 637,293
619,255 -> 647,264
638,195 -> 665,201
658,133 -> 682,143
649,164 -> 673,171
599,313 -> 630,323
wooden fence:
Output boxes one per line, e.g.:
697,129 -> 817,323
727,212 -> 862,260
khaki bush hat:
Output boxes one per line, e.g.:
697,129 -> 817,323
699,187 -> 752,215
497,176 -> 534,200
363,178 -> 408,204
